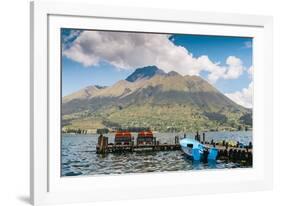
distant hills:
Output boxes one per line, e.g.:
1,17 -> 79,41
62,66 -> 252,133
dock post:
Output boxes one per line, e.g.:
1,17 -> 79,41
152,137 -> 156,150
153,137 -> 156,145
97,135 -> 102,154
98,135 -> 108,154
237,150 -> 241,162
236,141 -> 240,148
225,142 -> 229,150
241,150 -> 246,162
223,149 -> 228,159
248,141 -> 253,149
156,141 -> 160,151
211,139 -> 215,147
233,150 -> 238,162
195,131 -> 199,141
203,133 -> 205,144
248,151 -> 253,165
175,136 -> 179,144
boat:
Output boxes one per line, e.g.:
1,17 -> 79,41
180,136 -> 218,161
137,131 -> 154,145
179,137 -> 204,160
115,131 -> 132,145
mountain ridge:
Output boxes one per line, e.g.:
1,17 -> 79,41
62,65 -> 252,132
63,66 -> 222,101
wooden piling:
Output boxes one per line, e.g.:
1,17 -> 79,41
175,136 -> 179,144
202,133 -> 205,144
195,131 -> 200,142
97,135 -> 108,154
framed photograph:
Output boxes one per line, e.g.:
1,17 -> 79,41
30,1 -> 273,205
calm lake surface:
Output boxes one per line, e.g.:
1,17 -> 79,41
61,131 -> 252,176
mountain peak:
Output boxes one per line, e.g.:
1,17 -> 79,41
62,85 -> 103,103
167,71 -> 180,76
125,65 -> 165,82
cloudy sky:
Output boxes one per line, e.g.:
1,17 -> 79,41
62,28 -> 253,108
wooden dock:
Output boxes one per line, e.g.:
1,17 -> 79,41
97,143 -> 181,153
96,135 -> 252,165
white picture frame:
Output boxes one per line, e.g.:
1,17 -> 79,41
30,0 -> 273,205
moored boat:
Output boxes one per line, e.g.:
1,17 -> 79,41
180,136 -> 218,161
137,131 -> 154,145
115,131 -> 132,145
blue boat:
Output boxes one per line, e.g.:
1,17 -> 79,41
180,137 -> 218,161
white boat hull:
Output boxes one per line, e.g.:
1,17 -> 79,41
180,137 -> 218,161
181,146 -> 193,157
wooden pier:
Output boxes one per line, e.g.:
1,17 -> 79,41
96,134 -> 252,165
97,143 -> 181,153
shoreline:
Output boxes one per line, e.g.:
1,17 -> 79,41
62,130 -> 253,135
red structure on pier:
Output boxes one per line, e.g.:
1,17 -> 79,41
115,131 -> 132,145
137,131 -> 154,145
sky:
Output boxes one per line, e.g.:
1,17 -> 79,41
61,28 -> 253,108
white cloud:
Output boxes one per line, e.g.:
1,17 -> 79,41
225,82 -> 253,108
62,30 -> 82,49
224,56 -> 244,79
200,56 -> 245,83
63,30 -> 246,82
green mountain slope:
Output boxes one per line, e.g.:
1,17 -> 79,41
62,66 -> 252,133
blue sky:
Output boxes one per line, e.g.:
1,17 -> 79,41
62,29 -> 253,108
170,34 -> 252,93
62,59 -> 132,96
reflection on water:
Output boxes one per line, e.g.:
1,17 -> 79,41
61,131 -> 252,176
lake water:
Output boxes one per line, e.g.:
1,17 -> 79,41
61,131 -> 252,176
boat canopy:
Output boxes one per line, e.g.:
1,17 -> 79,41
138,131 -> 153,138
115,131 -> 132,138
